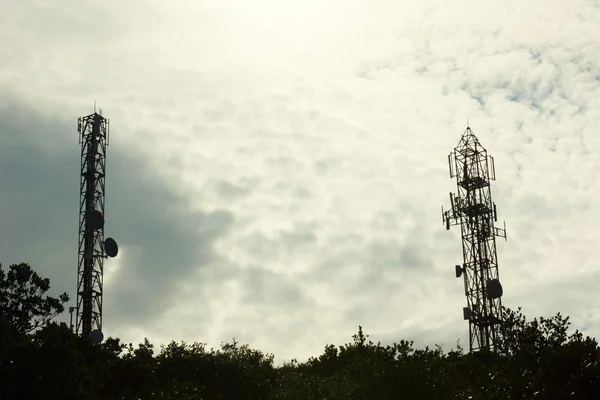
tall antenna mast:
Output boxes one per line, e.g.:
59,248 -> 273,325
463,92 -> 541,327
442,126 -> 507,353
76,109 -> 119,343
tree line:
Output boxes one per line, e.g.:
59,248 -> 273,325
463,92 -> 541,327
1,262 -> 599,399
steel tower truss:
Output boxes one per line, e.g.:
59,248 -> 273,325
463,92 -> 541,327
442,126 -> 507,353
76,112 -> 110,338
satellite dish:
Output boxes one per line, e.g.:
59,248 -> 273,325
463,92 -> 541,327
463,307 -> 472,320
486,279 -> 503,299
104,237 -> 118,258
89,329 -> 104,344
455,264 -> 463,278
85,210 -> 104,230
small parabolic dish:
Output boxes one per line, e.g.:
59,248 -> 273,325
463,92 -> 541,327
463,307 -> 472,320
104,238 -> 118,258
89,329 -> 104,344
455,264 -> 463,278
85,210 -> 104,230
486,279 -> 503,300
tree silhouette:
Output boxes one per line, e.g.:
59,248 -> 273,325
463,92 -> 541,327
0,262 -> 69,334
2,262 -> 600,399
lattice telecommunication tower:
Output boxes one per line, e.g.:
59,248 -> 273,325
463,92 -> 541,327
76,109 -> 118,343
442,126 -> 507,353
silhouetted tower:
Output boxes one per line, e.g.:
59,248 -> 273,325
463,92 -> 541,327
76,109 -> 118,343
442,126 -> 507,353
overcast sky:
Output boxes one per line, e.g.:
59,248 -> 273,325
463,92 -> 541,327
1,0 -> 599,363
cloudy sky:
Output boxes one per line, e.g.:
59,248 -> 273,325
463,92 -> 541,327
1,0 -> 599,363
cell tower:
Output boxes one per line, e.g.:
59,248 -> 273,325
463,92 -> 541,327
442,125 -> 507,354
76,109 -> 119,343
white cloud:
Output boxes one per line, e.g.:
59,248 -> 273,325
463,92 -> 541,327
1,0 -> 600,363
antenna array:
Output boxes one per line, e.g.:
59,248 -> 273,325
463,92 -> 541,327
442,126 -> 507,353
76,111 -> 118,343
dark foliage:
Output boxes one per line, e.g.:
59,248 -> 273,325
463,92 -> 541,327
0,262 -> 69,334
1,262 -> 599,399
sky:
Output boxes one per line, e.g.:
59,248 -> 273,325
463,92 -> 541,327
1,0 -> 599,363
